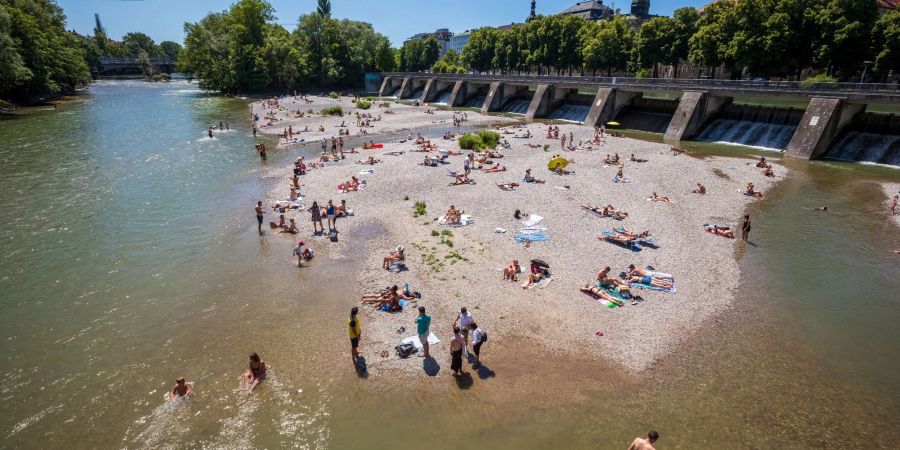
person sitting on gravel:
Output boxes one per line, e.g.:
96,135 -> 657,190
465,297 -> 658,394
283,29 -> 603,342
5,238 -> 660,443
650,192 -> 674,204
692,183 -> 707,194
445,205 -> 462,224
582,204 -> 626,219
449,173 -> 472,186
755,156 -> 768,168
745,182 -> 765,199
521,262 -> 547,288
483,164 -> 506,173
383,246 -> 405,269
502,260 -> 521,281
361,287 -> 400,310
523,169 -> 545,184
762,166 -> 775,177
616,228 -> 651,239
704,224 -> 735,238
419,155 -> 439,167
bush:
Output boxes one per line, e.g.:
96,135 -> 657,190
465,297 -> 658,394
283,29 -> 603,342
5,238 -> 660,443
356,99 -> 372,110
412,201 -> 427,217
458,130 -> 501,150
800,74 -> 838,89
328,91 -> 339,99
321,105 -> 343,116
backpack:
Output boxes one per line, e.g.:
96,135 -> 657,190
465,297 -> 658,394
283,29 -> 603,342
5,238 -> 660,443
480,330 -> 488,344
395,343 -> 416,358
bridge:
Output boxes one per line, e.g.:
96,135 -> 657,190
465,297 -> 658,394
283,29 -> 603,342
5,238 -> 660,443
378,72 -> 900,160
92,57 -> 177,78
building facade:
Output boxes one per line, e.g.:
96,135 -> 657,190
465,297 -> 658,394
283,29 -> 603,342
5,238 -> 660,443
404,28 -> 455,56
447,31 -> 471,55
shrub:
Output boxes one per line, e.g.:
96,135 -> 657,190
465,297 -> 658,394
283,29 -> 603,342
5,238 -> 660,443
800,74 -> 838,89
459,130 -> 501,150
321,105 -> 343,116
356,99 -> 372,110
476,130 -> 500,148
328,91 -> 339,99
412,201 -> 427,217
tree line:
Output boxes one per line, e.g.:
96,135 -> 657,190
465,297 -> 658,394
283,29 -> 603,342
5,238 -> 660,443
453,0 -> 898,81
1,0 -> 182,104
177,0 -> 396,94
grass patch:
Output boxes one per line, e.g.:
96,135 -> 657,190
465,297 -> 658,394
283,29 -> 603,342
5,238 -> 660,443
458,130 -> 500,150
355,99 -> 372,110
328,91 -> 339,99
321,105 -> 343,116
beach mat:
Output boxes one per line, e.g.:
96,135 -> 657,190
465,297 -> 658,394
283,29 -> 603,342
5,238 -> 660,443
378,299 -> 409,312
438,214 -> 474,226
401,332 -> 441,350
520,214 -> 544,227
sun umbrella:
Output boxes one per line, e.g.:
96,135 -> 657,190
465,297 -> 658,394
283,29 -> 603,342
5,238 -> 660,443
606,121 -> 621,127
548,156 -> 568,170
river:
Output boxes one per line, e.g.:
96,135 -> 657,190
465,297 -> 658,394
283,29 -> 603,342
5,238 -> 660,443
0,80 -> 897,449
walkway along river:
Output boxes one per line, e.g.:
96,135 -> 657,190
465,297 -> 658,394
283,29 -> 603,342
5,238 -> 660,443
0,80 -> 897,448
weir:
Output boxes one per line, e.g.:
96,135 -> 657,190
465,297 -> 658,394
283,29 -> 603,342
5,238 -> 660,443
376,73 -> 900,164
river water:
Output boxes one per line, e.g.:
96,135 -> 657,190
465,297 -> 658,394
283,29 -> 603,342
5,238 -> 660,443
0,81 -> 897,449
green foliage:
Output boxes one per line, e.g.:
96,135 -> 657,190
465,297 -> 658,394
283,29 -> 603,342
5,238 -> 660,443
800,74 -> 838,88
321,105 -> 343,115
581,16 -> 635,76
458,130 -> 500,150
399,36 -> 441,71
431,230 -> 440,237
328,91 -> 339,98
122,32 -> 163,58
872,10 -> 900,78
412,201 -> 427,218
440,229 -> 453,237
0,0 -> 91,102
159,41 -> 182,60
432,49 -> 466,73
317,0 -> 331,18
355,99 -> 371,109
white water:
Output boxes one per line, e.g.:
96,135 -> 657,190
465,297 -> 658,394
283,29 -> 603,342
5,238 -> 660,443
501,99 -> 531,115
433,91 -> 452,105
824,131 -> 900,166
547,104 -> 589,122
462,95 -> 486,108
696,119 -> 797,150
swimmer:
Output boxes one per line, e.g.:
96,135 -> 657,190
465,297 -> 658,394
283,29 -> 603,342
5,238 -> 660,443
815,206 -> 828,211
243,353 -> 267,392
168,377 -> 193,400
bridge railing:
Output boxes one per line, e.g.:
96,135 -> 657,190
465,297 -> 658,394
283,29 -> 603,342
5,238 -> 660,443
99,56 -> 176,65
382,72 -> 899,94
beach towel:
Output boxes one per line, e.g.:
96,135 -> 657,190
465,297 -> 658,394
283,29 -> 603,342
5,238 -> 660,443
520,214 -> 544,227
379,299 -> 409,312
518,225 -> 548,234
514,233 -> 550,243
599,231 -> 639,250
613,177 -> 630,183
358,169 -> 374,175
438,214 -> 474,227
629,281 -> 676,294
401,332 -> 441,350
613,228 -> 656,244
525,276 -> 553,289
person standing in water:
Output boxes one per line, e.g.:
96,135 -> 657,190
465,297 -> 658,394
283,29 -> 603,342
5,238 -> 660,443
348,307 -> 361,366
891,194 -> 898,215
167,377 -> 192,400
208,127 -> 213,139
255,201 -> 264,235
740,214 -> 751,242
628,431 -> 659,450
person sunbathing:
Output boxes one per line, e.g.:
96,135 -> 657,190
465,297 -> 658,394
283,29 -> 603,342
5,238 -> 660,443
626,264 -> 672,280
335,199 -> 350,217
523,169 -> 545,184
486,150 -> 504,159
704,224 -> 735,238
449,174 -> 472,185
474,154 -> 491,165
613,168 -> 626,182
483,164 -> 506,173
615,228 -> 651,239
584,204 -> 625,219
502,260 -> 521,281
445,205 -> 462,224
269,214 -> 287,229
356,156 -> 379,165
762,166 -> 775,177
603,154 -> 615,164
745,183 -> 764,198
650,192 -> 674,204
521,267 -> 545,289
383,245 -> 405,269
579,283 -> 623,305
693,183 -> 706,194
497,182 -> 519,191
361,289 -> 400,310
600,233 -> 635,245
630,154 -> 648,163
272,202 -> 300,213
627,274 -> 674,289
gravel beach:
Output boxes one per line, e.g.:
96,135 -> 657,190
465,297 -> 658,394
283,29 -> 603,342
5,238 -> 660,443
884,182 -> 900,228
251,95 -> 783,374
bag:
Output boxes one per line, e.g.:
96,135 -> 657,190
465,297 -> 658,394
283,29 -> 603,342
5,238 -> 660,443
480,331 -> 488,344
395,343 -> 416,358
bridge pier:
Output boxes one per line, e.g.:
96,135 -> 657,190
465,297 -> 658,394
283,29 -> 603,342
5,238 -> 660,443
446,81 -> 467,107
526,85 -> 579,121
420,79 -> 435,103
481,82 -> 503,113
664,91 -> 732,142
378,77 -> 391,97
395,78 -> 412,99
785,98 -> 865,159
379,77 -> 405,97
584,88 -> 643,126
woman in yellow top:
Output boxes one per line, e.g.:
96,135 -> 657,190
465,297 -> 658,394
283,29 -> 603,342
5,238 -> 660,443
348,307 -> 361,366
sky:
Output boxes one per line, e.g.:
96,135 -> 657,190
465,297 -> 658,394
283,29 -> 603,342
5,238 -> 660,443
58,0 -> 710,47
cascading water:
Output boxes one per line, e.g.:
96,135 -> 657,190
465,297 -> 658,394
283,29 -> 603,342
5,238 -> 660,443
823,132 -> 900,166
696,104 -> 803,150
547,104 -> 590,122
387,87 -> 401,98
500,98 -> 531,115
409,88 -> 423,100
462,95 -> 486,108
433,91 -> 451,105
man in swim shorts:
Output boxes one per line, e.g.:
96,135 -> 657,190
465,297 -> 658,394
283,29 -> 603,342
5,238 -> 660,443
255,201 -> 264,234
168,377 -> 192,400
348,307 -> 361,365
628,431 -> 659,450
416,306 -> 431,358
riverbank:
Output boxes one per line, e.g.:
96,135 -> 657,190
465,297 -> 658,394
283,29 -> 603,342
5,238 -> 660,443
884,182 -> 900,228
252,96 -> 782,373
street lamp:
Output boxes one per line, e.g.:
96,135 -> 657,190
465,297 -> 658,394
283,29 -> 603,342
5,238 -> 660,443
860,61 -> 873,85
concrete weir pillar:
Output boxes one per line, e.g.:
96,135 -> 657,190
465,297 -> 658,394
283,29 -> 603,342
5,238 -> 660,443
395,77 -> 411,99
664,91 -> 732,142
378,77 -> 392,97
785,98 -> 865,160
420,79 -> 435,103
584,88 -> 643,126
446,81 -> 467,107
481,82 -> 504,113
525,84 -> 550,121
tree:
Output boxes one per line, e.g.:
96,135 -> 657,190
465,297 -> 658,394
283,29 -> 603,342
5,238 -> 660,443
871,10 -> 900,79
159,41 -> 182,60
122,32 -> 162,58
462,27 -> 497,72
317,0 -> 331,18
810,0 -> 878,78
634,17 -> 674,77
420,36 -> 441,70
669,7 -> 699,74
582,16 -> 635,76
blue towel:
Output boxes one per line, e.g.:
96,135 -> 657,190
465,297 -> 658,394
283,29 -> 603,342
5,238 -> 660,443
379,298 -> 410,312
514,233 -> 550,243
629,282 -> 676,294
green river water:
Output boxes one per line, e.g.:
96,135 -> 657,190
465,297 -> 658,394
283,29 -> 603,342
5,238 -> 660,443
0,80 -> 897,449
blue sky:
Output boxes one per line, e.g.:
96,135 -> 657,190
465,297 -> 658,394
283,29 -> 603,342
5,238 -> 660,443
58,0 -> 709,46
